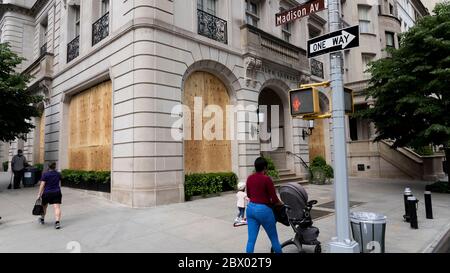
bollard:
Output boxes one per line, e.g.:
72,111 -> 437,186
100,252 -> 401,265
403,187 -> 413,222
407,196 -> 419,229
424,191 -> 433,219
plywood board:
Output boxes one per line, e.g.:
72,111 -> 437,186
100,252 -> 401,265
309,118 -> 326,162
184,72 -> 232,174
38,115 -> 45,164
69,81 -> 112,171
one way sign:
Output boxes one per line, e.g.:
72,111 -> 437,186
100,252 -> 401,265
307,25 -> 360,58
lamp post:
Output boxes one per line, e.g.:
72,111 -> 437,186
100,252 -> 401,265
328,0 -> 359,253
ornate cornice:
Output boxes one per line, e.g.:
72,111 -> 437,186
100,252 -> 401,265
0,0 -> 49,18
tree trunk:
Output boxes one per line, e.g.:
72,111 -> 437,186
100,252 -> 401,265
445,147 -> 450,186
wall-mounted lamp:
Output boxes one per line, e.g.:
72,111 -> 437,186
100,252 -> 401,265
302,120 -> 315,140
257,108 -> 265,125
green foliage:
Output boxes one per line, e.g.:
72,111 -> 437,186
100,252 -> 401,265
310,156 -> 334,185
2,161 -> 8,171
413,146 -> 434,156
34,164 -> 44,172
358,3 -> 450,151
184,172 -> 238,200
61,170 -> 111,185
261,156 -> 280,180
0,43 -> 42,142
426,181 -> 450,194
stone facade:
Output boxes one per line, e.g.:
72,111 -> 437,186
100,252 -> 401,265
0,0 -> 438,207
0,0 -> 331,207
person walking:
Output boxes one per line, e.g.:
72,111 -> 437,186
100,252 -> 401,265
234,182 -> 249,226
245,157 -> 283,253
37,162 -> 62,230
11,149 -> 27,189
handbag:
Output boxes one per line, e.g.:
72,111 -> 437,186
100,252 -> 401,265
272,204 -> 290,226
32,198 -> 44,216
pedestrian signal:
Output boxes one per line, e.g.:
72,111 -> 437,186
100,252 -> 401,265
344,88 -> 354,114
289,87 -> 320,117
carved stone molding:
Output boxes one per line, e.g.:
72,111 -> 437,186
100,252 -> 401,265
244,56 -> 262,88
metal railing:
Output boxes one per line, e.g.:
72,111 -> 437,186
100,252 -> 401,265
286,151 -> 311,174
67,36 -> 80,63
40,43 -> 47,57
92,12 -> 109,46
197,9 -> 227,44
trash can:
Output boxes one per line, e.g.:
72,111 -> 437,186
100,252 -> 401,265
350,212 -> 387,253
23,167 -> 38,188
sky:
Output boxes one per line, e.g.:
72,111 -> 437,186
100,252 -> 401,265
422,0 -> 445,13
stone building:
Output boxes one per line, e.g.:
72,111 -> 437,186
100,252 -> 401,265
0,0 -> 442,207
0,0 -> 333,207
342,0 -> 444,181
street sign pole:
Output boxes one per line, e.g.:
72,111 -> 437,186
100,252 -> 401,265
328,0 -> 359,253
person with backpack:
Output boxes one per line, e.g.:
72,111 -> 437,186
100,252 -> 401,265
36,162 -> 62,230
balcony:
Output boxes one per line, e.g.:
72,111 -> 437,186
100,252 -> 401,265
197,9 -> 227,44
241,24 -> 308,71
22,49 -> 54,94
92,12 -> 109,46
67,36 -> 80,63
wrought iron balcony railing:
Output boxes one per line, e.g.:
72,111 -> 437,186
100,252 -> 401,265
40,43 -> 47,57
92,12 -> 110,46
67,36 -> 80,63
197,9 -> 227,44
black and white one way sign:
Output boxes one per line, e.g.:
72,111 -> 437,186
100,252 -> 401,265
307,25 -> 360,58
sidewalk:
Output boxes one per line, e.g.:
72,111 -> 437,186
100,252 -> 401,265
0,172 -> 449,253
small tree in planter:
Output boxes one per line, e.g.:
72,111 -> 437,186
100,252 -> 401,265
310,156 -> 334,185
3,161 -> 8,172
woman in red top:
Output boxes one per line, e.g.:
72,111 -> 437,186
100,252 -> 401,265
245,157 -> 283,253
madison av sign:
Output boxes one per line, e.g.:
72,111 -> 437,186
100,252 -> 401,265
307,25 -> 360,58
275,0 -> 326,26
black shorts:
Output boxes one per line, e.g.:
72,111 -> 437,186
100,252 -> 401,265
42,192 -> 62,206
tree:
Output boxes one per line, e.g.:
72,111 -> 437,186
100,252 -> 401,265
0,43 -> 42,142
359,2 -> 450,184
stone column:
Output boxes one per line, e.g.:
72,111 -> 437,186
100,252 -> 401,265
367,101 -> 377,140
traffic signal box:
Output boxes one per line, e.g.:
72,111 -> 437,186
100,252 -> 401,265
289,84 -> 354,119
289,87 -> 320,117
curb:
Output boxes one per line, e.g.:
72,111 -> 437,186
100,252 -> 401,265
422,222 -> 450,253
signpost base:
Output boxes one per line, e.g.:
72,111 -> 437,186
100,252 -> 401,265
329,238 -> 360,253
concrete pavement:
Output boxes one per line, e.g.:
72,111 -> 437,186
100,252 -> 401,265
0,172 -> 449,253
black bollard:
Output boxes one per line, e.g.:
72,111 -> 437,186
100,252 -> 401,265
403,188 -> 413,222
407,196 -> 419,229
425,191 -> 433,219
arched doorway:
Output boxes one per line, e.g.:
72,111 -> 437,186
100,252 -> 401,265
258,88 -> 287,170
183,71 -> 232,174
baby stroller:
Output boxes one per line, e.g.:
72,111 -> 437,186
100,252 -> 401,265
278,183 -> 322,253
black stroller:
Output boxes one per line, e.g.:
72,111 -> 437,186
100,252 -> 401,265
277,183 -> 322,253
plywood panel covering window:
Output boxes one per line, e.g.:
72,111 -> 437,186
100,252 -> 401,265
69,81 -> 112,171
309,119 -> 326,162
38,115 -> 45,164
184,72 -> 232,174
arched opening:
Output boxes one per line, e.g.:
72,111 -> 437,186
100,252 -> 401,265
258,88 -> 287,170
35,103 -> 46,164
183,71 -> 232,174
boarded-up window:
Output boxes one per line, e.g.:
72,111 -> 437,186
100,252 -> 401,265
69,81 -> 112,171
38,115 -> 45,164
184,72 -> 232,174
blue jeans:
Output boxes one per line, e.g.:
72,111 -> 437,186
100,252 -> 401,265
246,202 -> 282,253
237,207 -> 245,218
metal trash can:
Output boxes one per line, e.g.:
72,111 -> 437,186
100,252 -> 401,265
23,167 -> 38,187
350,212 -> 387,253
